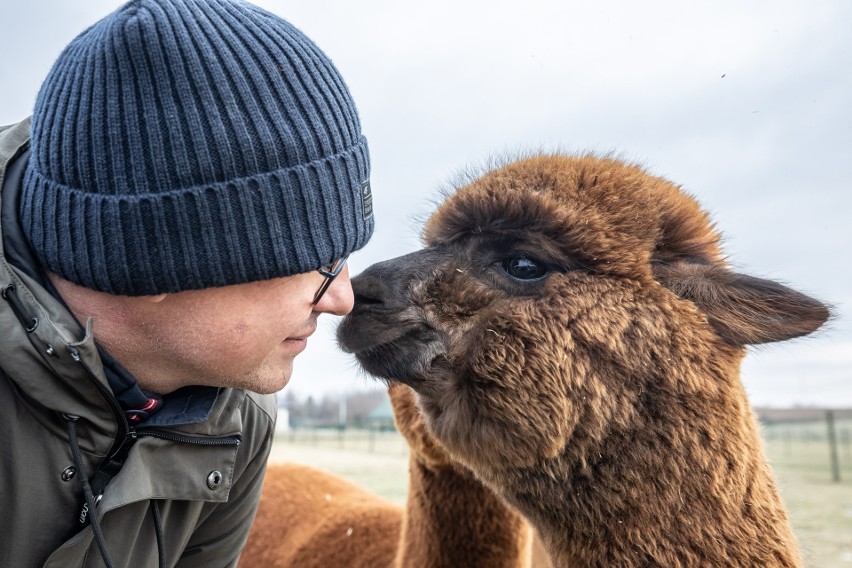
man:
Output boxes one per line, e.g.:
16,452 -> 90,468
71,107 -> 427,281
0,0 -> 373,566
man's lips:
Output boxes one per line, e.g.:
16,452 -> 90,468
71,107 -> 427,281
285,323 -> 318,342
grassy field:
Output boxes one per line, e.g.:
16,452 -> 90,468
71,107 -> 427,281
763,420 -> 852,568
270,423 -> 852,567
269,429 -> 410,504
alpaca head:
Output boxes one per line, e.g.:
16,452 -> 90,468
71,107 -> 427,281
338,154 -> 829,481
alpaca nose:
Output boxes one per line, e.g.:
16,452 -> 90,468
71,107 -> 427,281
351,271 -> 397,308
351,249 -> 436,309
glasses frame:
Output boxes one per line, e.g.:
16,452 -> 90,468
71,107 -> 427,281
312,255 -> 349,305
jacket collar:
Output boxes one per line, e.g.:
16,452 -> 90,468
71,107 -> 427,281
1,120 -> 118,447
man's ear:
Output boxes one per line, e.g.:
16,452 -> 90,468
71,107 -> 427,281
653,262 -> 830,346
142,293 -> 168,303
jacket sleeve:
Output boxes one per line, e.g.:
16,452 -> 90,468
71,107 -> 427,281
175,399 -> 275,568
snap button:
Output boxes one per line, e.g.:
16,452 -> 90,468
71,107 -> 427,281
61,466 -> 76,481
207,470 -> 223,490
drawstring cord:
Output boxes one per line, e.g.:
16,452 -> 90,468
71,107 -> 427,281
152,500 -> 167,568
7,279 -> 170,566
64,414 -> 116,568
64,415 -> 167,568
1,284 -> 39,332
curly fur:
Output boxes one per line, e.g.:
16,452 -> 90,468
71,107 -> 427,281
240,462 -> 401,568
338,154 -> 830,567
239,384 -> 541,567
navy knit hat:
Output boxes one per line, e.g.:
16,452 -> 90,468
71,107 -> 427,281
21,0 -> 373,296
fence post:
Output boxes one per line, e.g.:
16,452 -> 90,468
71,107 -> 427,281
826,410 -> 841,482
784,429 -> 791,458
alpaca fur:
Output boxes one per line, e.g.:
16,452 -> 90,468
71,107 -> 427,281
240,462 -> 401,567
239,383 -> 540,568
337,154 -> 830,568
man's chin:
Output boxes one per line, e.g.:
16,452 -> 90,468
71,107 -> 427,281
239,377 -> 290,394
230,362 -> 293,394
260,371 -> 292,394
248,383 -> 288,395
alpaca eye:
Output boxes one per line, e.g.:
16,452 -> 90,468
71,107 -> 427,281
500,257 -> 548,281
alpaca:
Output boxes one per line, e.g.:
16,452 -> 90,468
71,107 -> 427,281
239,382 -> 541,567
239,461 -> 400,567
337,154 -> 830,568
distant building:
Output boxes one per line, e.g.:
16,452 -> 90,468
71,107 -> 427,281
274,400 -> 290,434
367,397 -> 396,431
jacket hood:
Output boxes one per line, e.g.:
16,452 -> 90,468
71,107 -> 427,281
1,118 -> 122,454
1,119 -> 248,450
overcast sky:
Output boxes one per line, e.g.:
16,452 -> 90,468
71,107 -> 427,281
2,0 -> 849,407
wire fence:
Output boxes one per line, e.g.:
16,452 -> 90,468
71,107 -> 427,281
759,408 -> 852,482
276,409 -> 852,482
277,425 -> 409,456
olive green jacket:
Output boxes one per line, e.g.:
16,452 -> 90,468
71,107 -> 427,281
0,118 -> 276,567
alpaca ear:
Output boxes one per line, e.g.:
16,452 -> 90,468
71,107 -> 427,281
652,262 -> 830,346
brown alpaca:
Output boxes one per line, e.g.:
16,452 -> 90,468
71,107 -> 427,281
239,460 -> 401,567
239,383 -> 539,567
337,154 -> 830,568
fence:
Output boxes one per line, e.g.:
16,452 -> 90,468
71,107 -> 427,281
277,410 -> 852,479
759,408 -> 852,483
277,425 -> 409,456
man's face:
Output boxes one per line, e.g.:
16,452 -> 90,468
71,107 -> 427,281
50,267 -> 354,394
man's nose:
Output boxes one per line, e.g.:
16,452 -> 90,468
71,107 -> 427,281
314,265 -> 354,316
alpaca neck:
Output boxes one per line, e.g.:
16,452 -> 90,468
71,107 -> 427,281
394,455 -> 532,568
522,410 -> 801,567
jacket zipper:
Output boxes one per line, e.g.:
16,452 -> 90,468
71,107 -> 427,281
67,346 -> 241,451
134,429 -> 241,447
66,346 -> 240,529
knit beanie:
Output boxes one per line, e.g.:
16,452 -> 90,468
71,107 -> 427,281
21,0 -> 373,296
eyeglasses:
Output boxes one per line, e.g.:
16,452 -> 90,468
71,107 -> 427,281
313,255 -> 349,305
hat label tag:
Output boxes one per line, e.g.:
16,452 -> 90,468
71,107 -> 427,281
361,180 -> 373,220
